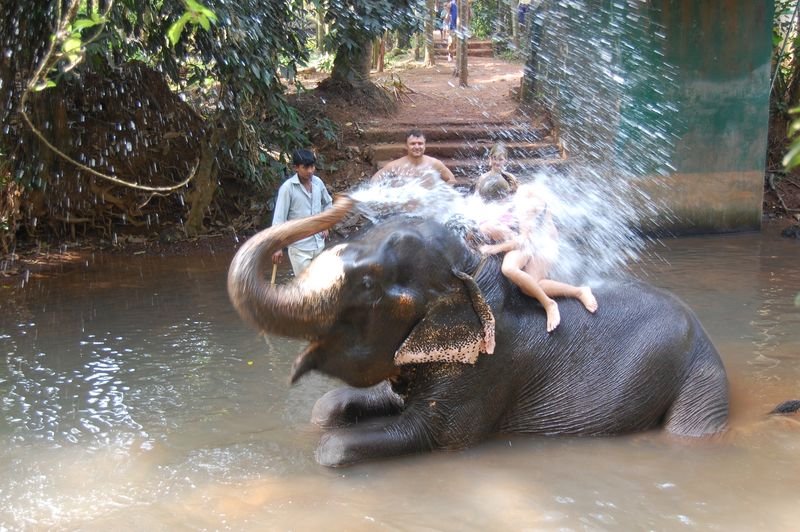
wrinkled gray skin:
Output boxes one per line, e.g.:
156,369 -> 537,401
228,210 -> 730,467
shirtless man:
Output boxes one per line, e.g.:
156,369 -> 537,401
371,129 -> 457,186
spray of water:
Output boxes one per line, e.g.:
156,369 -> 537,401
349,1 -> 681,284
350,172 -> 466,225
529,1 -> 682,178
349,166 -> 654,284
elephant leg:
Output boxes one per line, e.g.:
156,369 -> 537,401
663,351 -> 729,437
315,378 -> 499,467
315,414 -> 430,467
311,380 -> 404,428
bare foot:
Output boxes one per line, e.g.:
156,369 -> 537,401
578,286 -> 598,313
544,299 -> 560,333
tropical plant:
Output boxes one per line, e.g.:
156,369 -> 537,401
314,0 -> 422,83
1,0 -> 432,248
471,0 -> 498,39
773,0 -> 800,170
0,0 -> 338,243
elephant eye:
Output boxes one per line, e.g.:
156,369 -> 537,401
361,275 -> 374,290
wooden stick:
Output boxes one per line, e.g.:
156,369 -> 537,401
270,263 -> 278,285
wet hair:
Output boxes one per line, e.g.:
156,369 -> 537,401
489,142 -> 508,160
406,129 -> 426,141
488,142 -> 518,192
478,175 -> 511,201
292,149 -> 316,167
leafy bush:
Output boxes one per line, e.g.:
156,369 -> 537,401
471,0 -> 498,39
775,0 -> 800,170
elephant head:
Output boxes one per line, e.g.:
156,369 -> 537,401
227,204 -> 495,388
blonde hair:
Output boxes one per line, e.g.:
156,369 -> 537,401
489,142 -> 508,160
487,143 -> 518,193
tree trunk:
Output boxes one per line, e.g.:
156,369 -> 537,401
520,2 -> 543,104
372,36 -> 380,69
511,0 -> 520,49
501,0 -> 514,42
786,57 -> 800,109
185,125 -> 222,237
0,180 -> 22,254
377,35 -> 385,73
458,0 -> 468,87
316,7 -> 326,51
496,0 -> 507,37
331,38 -> 373,83
424,0 -> 436,66
397,29 -> 411,50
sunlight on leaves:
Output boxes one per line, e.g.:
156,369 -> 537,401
167,0 -> 218,47
783,107 -> 800,170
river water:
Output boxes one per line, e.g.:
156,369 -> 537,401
1,229 -> 798,530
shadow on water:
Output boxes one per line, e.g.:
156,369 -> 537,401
1,229 -> 799,529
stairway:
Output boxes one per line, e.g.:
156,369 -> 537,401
433,38 -> 494,59
363,121 -> 566,190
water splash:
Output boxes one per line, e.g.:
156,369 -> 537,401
348,167 -> 652,284
350,173 -> 466,225
511,168 -> 653,282
348,3 -> 681,284
529,1 -> 681,179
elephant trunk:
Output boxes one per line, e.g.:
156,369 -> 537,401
227,196 -> 355,339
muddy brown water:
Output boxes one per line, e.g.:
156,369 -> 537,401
1,230 -> 798,530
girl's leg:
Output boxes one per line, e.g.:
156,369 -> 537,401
502,250 -> 560,332
538,279 -> 598,313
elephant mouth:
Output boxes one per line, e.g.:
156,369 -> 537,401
290,341 -> 321,384
289,332 -> 401,387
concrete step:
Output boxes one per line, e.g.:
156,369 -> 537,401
434,40 -> 493,50
362,123 -> 553,144
434,48 -> 494,58
368,140 -> 561,162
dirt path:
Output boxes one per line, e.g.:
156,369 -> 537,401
369,55 -> 524,126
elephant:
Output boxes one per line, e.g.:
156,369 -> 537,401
228,196 -> 732,467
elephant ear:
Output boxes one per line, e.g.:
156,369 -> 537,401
394,270 -> 495,365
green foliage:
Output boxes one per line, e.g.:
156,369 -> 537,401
784,106 -> 800,170
167,0 -> 218,46
23,0 -> 427,187
97,0 -> 322,188
497,46 -> 523,62
773,0 -> 799,104
34,9 -> 108,91
774,0 -> 800,170
470,0 -> 498,39
386,47 -> 407,60
8,0 -> 428,218
316,0 -> 422,60
309,51 -> 336,73
320,0 -> 424,81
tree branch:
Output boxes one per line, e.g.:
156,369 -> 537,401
18,0 -> 200,193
